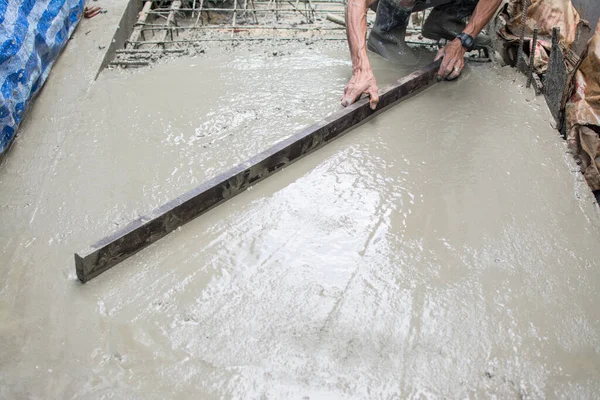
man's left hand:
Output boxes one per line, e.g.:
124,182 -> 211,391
435,39 -> 466,80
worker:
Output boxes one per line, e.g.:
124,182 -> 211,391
341,0 -> 502,110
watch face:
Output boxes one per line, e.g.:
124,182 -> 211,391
465,36 -> 474,50
459,33 -> 474,51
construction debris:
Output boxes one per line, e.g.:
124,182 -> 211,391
84,5 -> 103,18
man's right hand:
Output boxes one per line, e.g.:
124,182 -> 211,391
341,69 -> 379,110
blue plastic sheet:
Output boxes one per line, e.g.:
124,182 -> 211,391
0,0 -> 85,156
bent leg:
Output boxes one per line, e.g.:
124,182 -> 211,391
433,0 -> 479,19
367,0 -> 419,65
422,0 -> 492,48
412,0 -> 454,12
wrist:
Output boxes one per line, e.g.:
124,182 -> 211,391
353,66 -> 372,73
463,26 -> 477,37
352,58 -> 373,73
352,58 -> 372,73
352,69 -> 375,82
353,68 -> 374,78
453,38 -> 467,48
456,32 -> 474,51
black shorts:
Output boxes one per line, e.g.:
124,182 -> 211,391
369,0 -> 479,19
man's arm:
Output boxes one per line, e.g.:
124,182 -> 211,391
436,0 -> 502,80
341,0 -> 380,109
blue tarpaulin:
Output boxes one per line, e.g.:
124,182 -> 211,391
0,0 -> 85,156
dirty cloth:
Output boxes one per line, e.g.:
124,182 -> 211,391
565,20 -> 600,191
0,0 -> 85,157
496,0 -> 580,73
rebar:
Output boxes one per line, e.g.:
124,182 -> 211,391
526,25 -> 538,88
194,0 -> 204,25
116,0 -> 352,67
109,61 -> 150,66
126,37 -> 347,45
138,25 -> 346,31
326,13 -> 345,26
146,7 -> 344,13
516,0 -> 530,71
157,0 -> 181,49
116,48 -> 186,53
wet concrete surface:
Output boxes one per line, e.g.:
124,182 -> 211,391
1,35 -> 600,398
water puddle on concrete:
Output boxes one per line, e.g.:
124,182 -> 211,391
1,44 -> 600,398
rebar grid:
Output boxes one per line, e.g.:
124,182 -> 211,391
110,0 -> 435,67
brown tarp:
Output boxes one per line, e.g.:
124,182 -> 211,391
496,1 -> 600,192
565,21 -> 600,191
496,0 -> 580,73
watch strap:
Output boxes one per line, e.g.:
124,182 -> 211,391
457,32 -> 475,51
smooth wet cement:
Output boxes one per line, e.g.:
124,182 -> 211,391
2,40 -> 600,398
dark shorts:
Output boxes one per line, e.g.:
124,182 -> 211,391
370,0 -> 479,19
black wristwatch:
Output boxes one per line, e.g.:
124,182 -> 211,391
456,32 -> 475,51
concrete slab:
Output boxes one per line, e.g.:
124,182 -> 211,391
75,60 -> 441,283
87,65 -> 599,398
1,16 -> 599,398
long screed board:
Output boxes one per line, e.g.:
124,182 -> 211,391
75,59 -> 442,283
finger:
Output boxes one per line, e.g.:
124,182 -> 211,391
437,52 -> 450,79
441,58 -> 457,80
368,87 -> 379,110
447,67 -> 460,80
447,60 -> 464,81
341,87 -> 362,107
434,48 -> 445,61
438,59 -> 450,79
352,86 -> 366,102
341,84 -> 353,104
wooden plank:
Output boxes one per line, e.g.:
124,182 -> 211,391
127,1 -> 152,49
75,59 -> 442,283
157,0 -> 181,48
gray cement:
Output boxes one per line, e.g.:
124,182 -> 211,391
75,56 -> 440,282
1,23 -> 600,399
